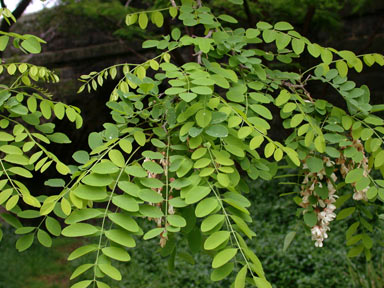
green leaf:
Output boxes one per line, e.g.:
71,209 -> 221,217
212,248 -> 237,268
185,186 -> 211,204
54,102 -> 65,119
61,198 -> 72,216
6,195 -> 19,211
8,167 -> 33,178
138,13 -> 148,29
70,151 -> 89,165
374,150 -> 384,168
105,229 -> 136,248
68,244 -> 98,261
143,227 -> 164,240
108,213 -> 139,233
191,86 -> 213,95
195,197 -> 218,218
204,231 -> 230,250
253,277 -> 272,288
115,183 -> 139,199
283,231 -> 296,251
234,265 -> 247,288
0,35 -> 9,51
167,214 -> 187,227
45,217 -> 61,236
292,38 -> 305,55
112,195 -> 139,212
307,43 -> 321,58
179,92 -> 197,102
73,184 -> 108,201
37,229 -> 52,247
70,264 -> 93,280
303,211 -> 317,227
62,223 -> 98,237
47,132 -> 71,144
257,21 -> 273,30
56,161 -> 70,175
134,131 -> 146,146
347,244 -> 364,258
0,131 -> 14,141
92,161 -> 119,174
274,21 -> 294,31
138,189 -> 163,203
65,208 -> 103,225
228,0 -> 243,5
321,48 -> 333,64
40,100 -> 52,119
21,37 -> 42,54
336,60 -> 348,77
345,168 -> 364,184
82,173 -> 114,187
102,247 -> 131,262
151,11 -> 164,28
98,264 -> 122,281
70,280 -> 92,288
16,233 -> 34,252
96,281 -> 110,288
108,149 -> 125,167
275,90 -> 290,106
217,173 -> 230,187
210,262 -> 234,282
140,178 -> 164,188
275,32 -> 291,50
336,207 -> 355,220
218,14 -> 238,23
196,109 -> 212,128
306,157 -> 323,173
201,214 -> 225,232
366,187 -> 377,200
250,104 -> 272,120
205,125 -> 228,138
250,135 -> 264,149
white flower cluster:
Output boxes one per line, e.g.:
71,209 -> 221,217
301,157 -> 338,247
337,139 -> 370,201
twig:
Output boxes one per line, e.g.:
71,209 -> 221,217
302,5 -> 316,36
170,0 -> 177,7
282,76 -> 314,103
243,0 -> 255,27
193,30 -> 213,64
124,0 -> 132,7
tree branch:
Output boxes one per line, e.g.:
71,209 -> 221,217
243,0 -> 255,27
0,0 -> 6,8
0,0 -> 32,33
302,5 -> 316,36
0,0 -> 32,58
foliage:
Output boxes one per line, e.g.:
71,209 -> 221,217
347,251 -> 384,288
1,1 -> 384,288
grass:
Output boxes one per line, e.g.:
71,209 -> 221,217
0,227 -> 76,288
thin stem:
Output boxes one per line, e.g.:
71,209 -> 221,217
205,180 -> 256,279
0,159 -> 22,196
164,135 -> 170,225
92,145 -> 141,286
